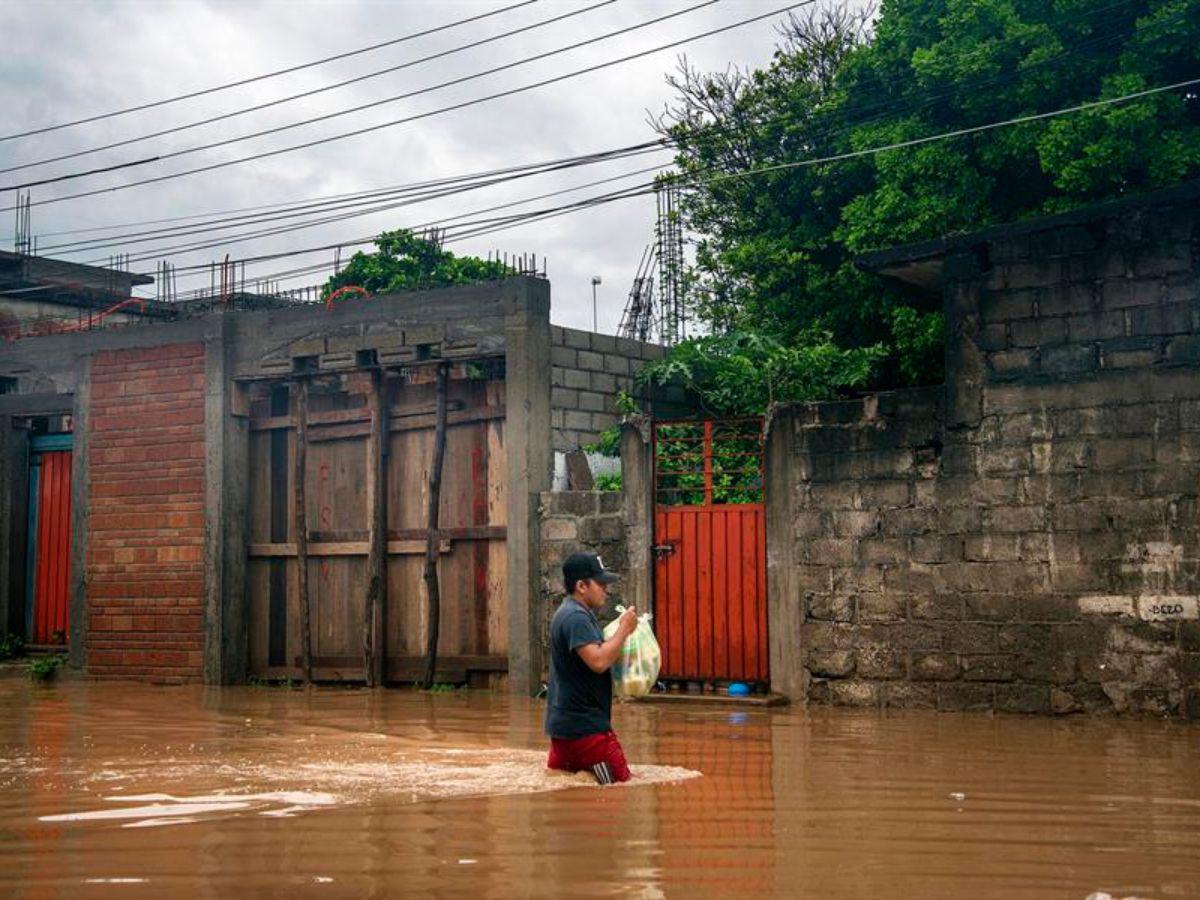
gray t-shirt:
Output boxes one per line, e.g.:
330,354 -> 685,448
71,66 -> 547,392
544,598 -> 612,739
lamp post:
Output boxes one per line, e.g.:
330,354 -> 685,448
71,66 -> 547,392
591,275 -> 602,332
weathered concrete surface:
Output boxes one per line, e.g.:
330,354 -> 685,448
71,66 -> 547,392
505,279 -> 552,694
537,490 -> 629,649
0,278 -> 559,686
779,180 -> 1200,716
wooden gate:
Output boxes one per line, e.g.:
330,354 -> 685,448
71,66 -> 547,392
652,419 -> 767,685
25,433 -> 73,646
245,363 -> 507,683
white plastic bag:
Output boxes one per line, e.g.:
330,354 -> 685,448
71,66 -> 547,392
603,605 -> 661,698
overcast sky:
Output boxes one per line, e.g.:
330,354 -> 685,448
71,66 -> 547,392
0,0 -> 826,333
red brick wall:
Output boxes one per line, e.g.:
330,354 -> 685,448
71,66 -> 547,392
86,343 -> 206,683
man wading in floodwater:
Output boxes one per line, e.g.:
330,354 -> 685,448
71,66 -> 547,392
545,552 -> 638,785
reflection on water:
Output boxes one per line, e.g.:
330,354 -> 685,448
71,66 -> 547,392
0,680 -> 1198,898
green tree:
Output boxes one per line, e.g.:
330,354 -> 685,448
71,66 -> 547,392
637,329 -> 887,417
655,0 -> 1200,394
322,229 -> 512,300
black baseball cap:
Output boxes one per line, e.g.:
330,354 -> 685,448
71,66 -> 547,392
563,552 -> 620,588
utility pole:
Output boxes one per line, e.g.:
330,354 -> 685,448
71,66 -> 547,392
591,275 -> 602,332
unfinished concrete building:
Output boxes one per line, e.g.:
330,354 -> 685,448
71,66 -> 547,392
0,277 -> 663,693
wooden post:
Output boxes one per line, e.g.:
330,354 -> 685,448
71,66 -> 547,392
364,369 -> 388,687
422,363 -> 449,689
294,379 -> 312,684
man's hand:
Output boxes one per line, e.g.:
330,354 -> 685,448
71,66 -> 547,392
576,607 -> 639,674
616,606 -> 638,638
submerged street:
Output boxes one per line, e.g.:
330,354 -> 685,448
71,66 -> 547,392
1,679 -> 1197,899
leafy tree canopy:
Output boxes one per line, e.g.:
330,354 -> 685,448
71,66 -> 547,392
637,329 -> 887,418
321,229 -> 511,300
654,0 -> 1200,394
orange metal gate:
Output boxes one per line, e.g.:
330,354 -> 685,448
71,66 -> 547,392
26,436 -> 73,645
652,419 -> 767,685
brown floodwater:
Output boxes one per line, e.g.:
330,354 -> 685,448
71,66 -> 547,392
1,677 -> 1198,899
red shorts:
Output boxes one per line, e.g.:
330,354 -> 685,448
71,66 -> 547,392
547,730 -> 631,784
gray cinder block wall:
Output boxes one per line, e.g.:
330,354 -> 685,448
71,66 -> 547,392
768,179 -> 1200,717
549,327 -> 669,451
536,491 -> 627,678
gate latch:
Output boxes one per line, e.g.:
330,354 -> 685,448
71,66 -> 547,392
652,542 -> 677,558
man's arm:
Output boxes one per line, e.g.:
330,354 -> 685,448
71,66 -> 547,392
576,607 -> 637,674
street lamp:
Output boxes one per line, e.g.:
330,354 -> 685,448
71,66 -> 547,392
591,275 -> 602,332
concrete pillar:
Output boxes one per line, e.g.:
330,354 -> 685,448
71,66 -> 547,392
943,250 -> 985,430
203,315 -> 250,683
619,418 -> 654,617
504,278 -> 553,695
765,407 -> 804,699
68,363 -> 90,669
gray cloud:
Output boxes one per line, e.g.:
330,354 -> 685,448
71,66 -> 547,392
1,1 -> 818,332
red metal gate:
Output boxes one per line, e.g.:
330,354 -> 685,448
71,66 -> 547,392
27,439 -> 73,645
652,419 -> 767,685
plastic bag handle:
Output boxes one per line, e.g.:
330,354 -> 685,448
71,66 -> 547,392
614,604 -> 653,624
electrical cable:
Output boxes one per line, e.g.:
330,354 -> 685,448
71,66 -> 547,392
160,73 -> 1200,285
0,0 -> 539,143
0,0 -> 814,207
0,0 -> 617,177
47,142 -> 668,256
13,0 -> 1180,248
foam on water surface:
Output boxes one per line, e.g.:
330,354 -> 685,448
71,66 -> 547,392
28,743 -> 699,829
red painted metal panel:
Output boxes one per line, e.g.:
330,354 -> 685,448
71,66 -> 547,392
669,510 -> 684,677
653,420 -> 767,685
33,450 -> 72,644
726,507 -> 745,678
742,509 -> 760,680
711,510 -> 727,679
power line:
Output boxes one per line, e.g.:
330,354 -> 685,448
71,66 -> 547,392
0,0 -> 538,143
23,142 -> 666,244
7,0 -> 1163,239
0,0 -> 617,178
87,149 -> 671,265
0,0 -> 814,208
55,8 -> 1186,264
168,73 -> 1200,283
43,141 -> 667,255
8,70 -> 1197,302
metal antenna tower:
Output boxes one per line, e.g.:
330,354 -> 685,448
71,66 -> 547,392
618,243 -> 658,343
655,181 -> 686,346
13,191 -> 32,256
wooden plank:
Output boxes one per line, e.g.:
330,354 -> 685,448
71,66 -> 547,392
309,525 -> 505,542
267,385 -> 289,669
248,399 -> 466,432
485,382 -> 507,656
250,540 -> 450,557
305,406 -> 505,443
294,379 -> 312,683
422,363 -> 449,688
247,560 -> 270,674
365,370 -> 388,687
472,419 -> 490,654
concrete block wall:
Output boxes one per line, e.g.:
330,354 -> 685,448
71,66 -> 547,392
86,343 -> 207,683
537,490 -> 627,667
978,207 -> 1199,380
549,327 -> 666,451
779,191 -> 1200,717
